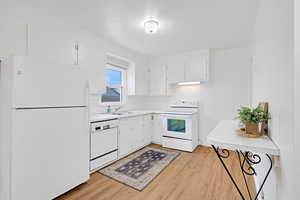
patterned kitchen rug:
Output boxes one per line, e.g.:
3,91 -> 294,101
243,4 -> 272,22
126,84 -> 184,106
98,147 -> 180,191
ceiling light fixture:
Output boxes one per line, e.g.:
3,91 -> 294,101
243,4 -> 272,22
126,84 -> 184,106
144,19 -> 159,34
177,82 -> 201,86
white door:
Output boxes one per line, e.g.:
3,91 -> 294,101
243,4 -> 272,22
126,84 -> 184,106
11,107 -> 89,200
11,56 -> 88,108
161,114 -> 193,140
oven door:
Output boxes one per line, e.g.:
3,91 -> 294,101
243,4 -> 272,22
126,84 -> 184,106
161,114 -> 192,140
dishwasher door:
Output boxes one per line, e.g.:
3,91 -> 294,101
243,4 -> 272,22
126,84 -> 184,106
91,127 -> 118,160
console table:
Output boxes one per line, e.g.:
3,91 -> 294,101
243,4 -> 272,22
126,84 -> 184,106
207,120 -> 280,200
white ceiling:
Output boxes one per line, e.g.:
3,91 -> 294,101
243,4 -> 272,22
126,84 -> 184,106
22,0 -> 258,56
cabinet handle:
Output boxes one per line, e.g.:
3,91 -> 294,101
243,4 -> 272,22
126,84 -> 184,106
74,43 -> 79,65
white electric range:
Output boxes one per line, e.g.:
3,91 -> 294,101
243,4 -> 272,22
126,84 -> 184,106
161,101 -> 199,152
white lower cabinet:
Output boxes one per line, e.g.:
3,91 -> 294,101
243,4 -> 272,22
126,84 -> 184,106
143,114 -> 153,145
118,114 -> 163,158
119,116 -> 143,157
152,114 -> 163,144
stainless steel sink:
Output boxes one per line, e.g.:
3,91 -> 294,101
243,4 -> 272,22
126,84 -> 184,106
110,111 -> 133,115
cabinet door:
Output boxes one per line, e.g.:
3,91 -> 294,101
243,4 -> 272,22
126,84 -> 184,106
132,116 -> 144,149
149,64 -> 167,96
84,44 -> 106,94
129,65 -> 149,96
184,51 -> 209,82
143,114 -> 153,145
119,116 -> 143,157
0,23 -> 27,56
166,56 -> 185,84
119,119 -> 134,157
29,24 -> 76,65
152,114 -> 163,144
29,23 -> 105,94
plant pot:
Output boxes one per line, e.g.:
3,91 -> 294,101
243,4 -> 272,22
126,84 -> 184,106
245,123 -> 260,135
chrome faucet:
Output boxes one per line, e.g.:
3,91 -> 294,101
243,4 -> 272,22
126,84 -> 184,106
114,106 -> 122,113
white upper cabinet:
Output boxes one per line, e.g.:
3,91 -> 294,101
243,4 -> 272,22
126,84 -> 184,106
128,63 -> 149,96
183,50 -> 210,82
83,39 -> 105,94
146,50 -> 210,96
28,23 -> 105,94
165,49 -> 210,84
28,23 -> 76,65
149,61 -> 168,96
166,56 -> 185,84
0,23 -> 28,56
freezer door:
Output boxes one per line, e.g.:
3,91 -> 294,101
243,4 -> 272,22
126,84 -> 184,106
12,56 -> 88,108
11,107 -> 89,200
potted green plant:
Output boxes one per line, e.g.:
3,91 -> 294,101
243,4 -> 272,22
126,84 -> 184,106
237,106 -> 271,136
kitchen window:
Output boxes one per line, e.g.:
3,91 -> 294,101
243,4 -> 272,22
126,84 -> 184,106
101,64 -> 127,104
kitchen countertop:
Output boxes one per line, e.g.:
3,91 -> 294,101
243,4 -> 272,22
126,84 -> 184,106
207,120 -> 280,156
90,110 -> 165,122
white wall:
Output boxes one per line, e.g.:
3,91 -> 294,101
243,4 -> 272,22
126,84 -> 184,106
251,0 -> 294,199
144,47 -> 252,144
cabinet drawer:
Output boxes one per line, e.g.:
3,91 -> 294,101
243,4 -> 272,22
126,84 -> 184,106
162,136 -> 194,152
90,150 -> 117,171
91,128 -> 118,159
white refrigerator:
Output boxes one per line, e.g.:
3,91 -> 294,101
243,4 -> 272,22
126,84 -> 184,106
0,56 -> 90,200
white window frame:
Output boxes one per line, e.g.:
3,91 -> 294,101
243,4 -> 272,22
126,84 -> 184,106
101,63 -> 127,106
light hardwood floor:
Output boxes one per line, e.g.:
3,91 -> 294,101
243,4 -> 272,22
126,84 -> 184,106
56,144 -> 255,200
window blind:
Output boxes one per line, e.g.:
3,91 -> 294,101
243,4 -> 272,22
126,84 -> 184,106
107,54 -> 130,69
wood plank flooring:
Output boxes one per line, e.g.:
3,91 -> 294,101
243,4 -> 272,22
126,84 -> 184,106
56,144 -> 255,200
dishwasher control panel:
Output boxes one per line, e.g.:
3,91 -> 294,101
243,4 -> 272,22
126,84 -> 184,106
91,119 -> 119,132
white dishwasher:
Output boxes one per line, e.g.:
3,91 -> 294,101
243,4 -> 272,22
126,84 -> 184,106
90,119 -> 119,172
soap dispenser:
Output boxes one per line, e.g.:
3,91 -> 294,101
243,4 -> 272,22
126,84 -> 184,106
107,105 -> 111,113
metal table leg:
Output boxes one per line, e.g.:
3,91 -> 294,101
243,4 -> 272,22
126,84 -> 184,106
211,145 -> 273,200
